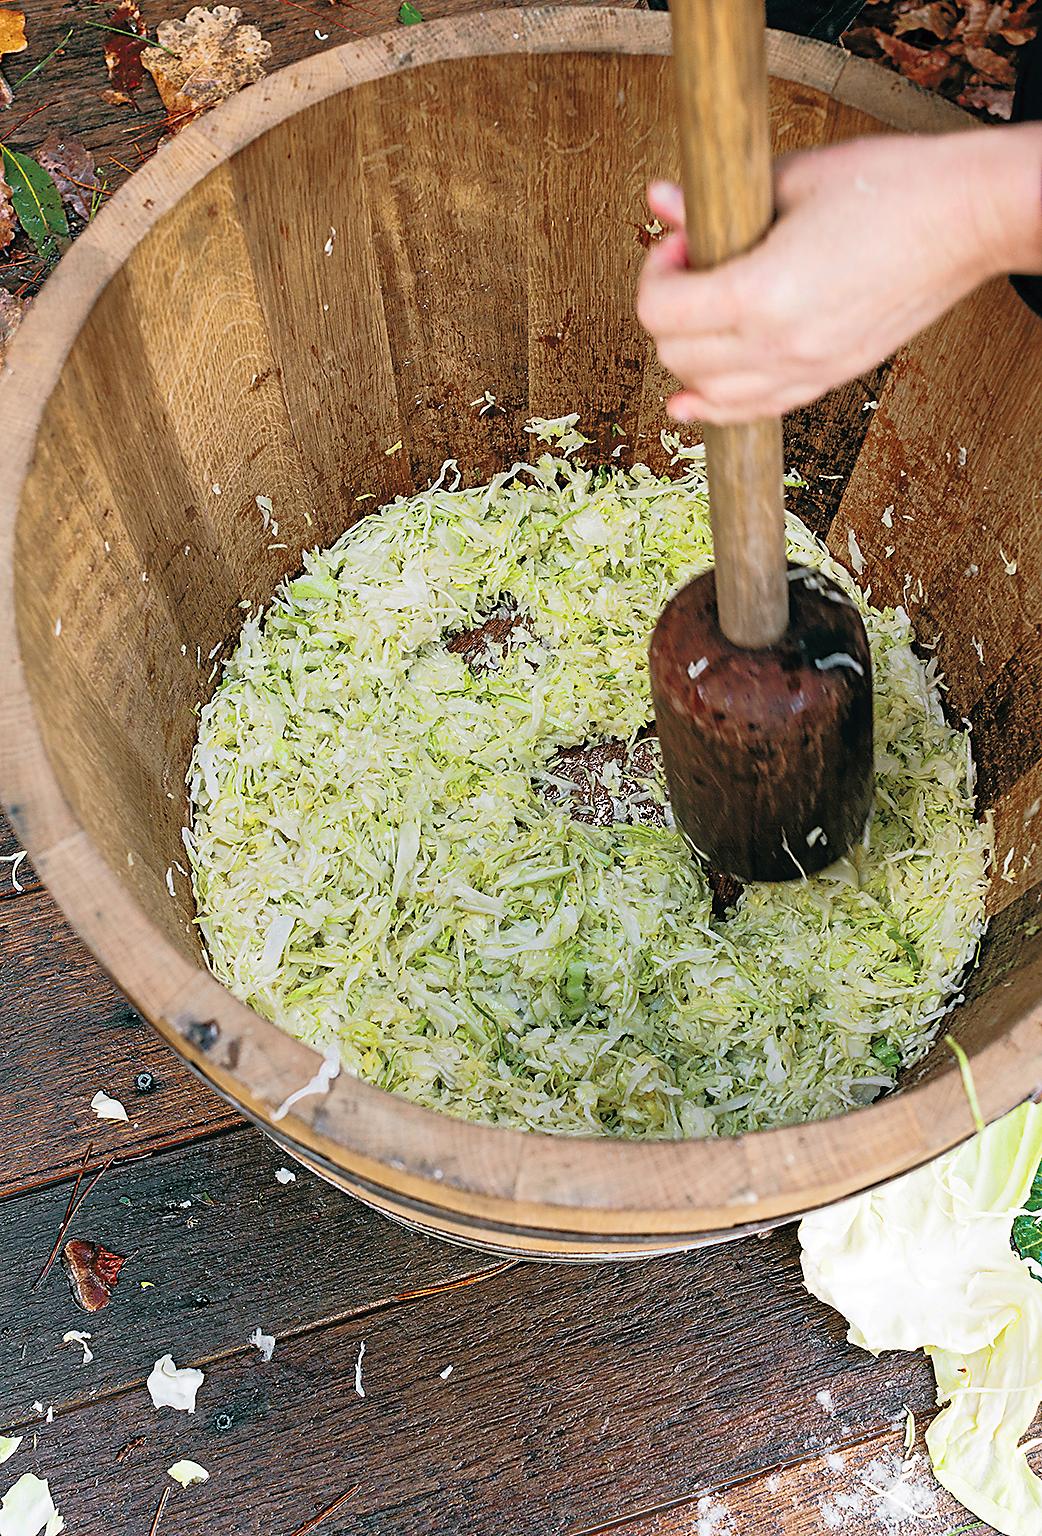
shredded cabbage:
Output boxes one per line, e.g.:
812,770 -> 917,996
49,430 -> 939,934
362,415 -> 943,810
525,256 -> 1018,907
186,421 -> 990,1139
801,1104 -> 1042,1536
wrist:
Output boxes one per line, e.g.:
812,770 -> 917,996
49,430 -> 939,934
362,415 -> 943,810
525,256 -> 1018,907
963,123 -> 1042,279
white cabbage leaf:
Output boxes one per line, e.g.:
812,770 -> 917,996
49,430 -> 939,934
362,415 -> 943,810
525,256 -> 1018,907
800,1103 -> 1042,1536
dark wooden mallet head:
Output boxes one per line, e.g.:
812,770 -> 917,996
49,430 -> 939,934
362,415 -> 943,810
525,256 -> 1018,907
649,0 -> 874,881
650,565 -> 874,882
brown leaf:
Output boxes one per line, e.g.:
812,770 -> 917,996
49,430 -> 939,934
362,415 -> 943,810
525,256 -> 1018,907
875,31 -> 962,89
0,287 -> 26,364
892,3 -> 958,39
36,131 -> 100,223
0,8 -> 26,58
142,5 -> 271,132
958,81 -> 1015,115
960,0 -> 999,38
0,170 -> 13,249
104,0 -> 148,100
0,70 -> 10,109
61,1238 -> 129,1312
963,42 -> 1019,83
996,3 -> 1039,44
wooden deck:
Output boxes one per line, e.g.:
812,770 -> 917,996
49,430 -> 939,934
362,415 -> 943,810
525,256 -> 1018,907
0,2 -> 1004,1530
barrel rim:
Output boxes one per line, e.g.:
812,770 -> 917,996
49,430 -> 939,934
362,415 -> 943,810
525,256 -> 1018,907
2,8 -> 1035,1245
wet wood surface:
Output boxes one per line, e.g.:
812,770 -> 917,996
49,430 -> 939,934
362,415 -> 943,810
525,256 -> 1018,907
0,0 -> 1016,1530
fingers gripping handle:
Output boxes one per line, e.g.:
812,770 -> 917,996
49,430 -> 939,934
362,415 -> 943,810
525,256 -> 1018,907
670,0 -> 788,648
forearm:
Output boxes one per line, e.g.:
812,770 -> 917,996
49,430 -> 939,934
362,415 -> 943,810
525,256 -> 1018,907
963,122 -> 1042,280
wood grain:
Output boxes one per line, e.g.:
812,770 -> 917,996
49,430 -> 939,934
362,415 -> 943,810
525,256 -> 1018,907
0,1217 -> 938,1536
0,1124 -> 507,1425
0,0 -> 560,300
0,888 -> 238,1198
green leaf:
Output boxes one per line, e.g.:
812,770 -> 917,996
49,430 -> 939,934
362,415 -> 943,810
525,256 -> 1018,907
1012,1155 -> 1042,1273
870,1037 -> 901,1073
0,145 -> 69,260
398,1 -> 424,22
886,921 -> 921,969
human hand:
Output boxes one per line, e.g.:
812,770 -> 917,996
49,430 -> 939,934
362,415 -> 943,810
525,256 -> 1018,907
637,125 -> 1042,425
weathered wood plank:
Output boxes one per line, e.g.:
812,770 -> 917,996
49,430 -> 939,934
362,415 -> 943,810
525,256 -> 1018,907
0,887 -> 238,1197
0,1123 -> 508,1426
595,1417 -> 1000,1536
783,363 -> 891,542
1,1218 -> 935,1536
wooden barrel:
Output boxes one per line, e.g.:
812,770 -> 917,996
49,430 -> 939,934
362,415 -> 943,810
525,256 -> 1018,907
3,9 -> 1041,1259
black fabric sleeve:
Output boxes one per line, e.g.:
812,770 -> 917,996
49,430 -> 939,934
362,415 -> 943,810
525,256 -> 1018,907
1010,26 -> 1042,317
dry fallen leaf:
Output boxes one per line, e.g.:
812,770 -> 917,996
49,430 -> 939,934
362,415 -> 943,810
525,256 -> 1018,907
0,288 -> 26,365
0,171 -> 14,251
142,5 -> 271,131
892,2 -> 957,39
103,0 -> 148,104
37,131 -> 100,223
958,80 -> 1015,116
874,30 -> 961,89
62,1238 -> 129,1312
0,8 -> 27,57
963,41 -> 1018,84
0,5 -> 26,107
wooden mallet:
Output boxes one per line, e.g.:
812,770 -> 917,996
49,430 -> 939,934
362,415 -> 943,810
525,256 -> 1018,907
649,0 -> 874,884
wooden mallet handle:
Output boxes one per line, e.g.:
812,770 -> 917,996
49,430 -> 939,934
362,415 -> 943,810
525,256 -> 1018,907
670,0 -> 787,648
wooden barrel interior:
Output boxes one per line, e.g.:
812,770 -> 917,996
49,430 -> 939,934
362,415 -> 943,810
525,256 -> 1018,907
3,12 -> 1042,1256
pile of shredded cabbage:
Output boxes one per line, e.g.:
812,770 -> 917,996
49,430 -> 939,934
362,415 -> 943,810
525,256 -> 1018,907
186,417 -> 990,1139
